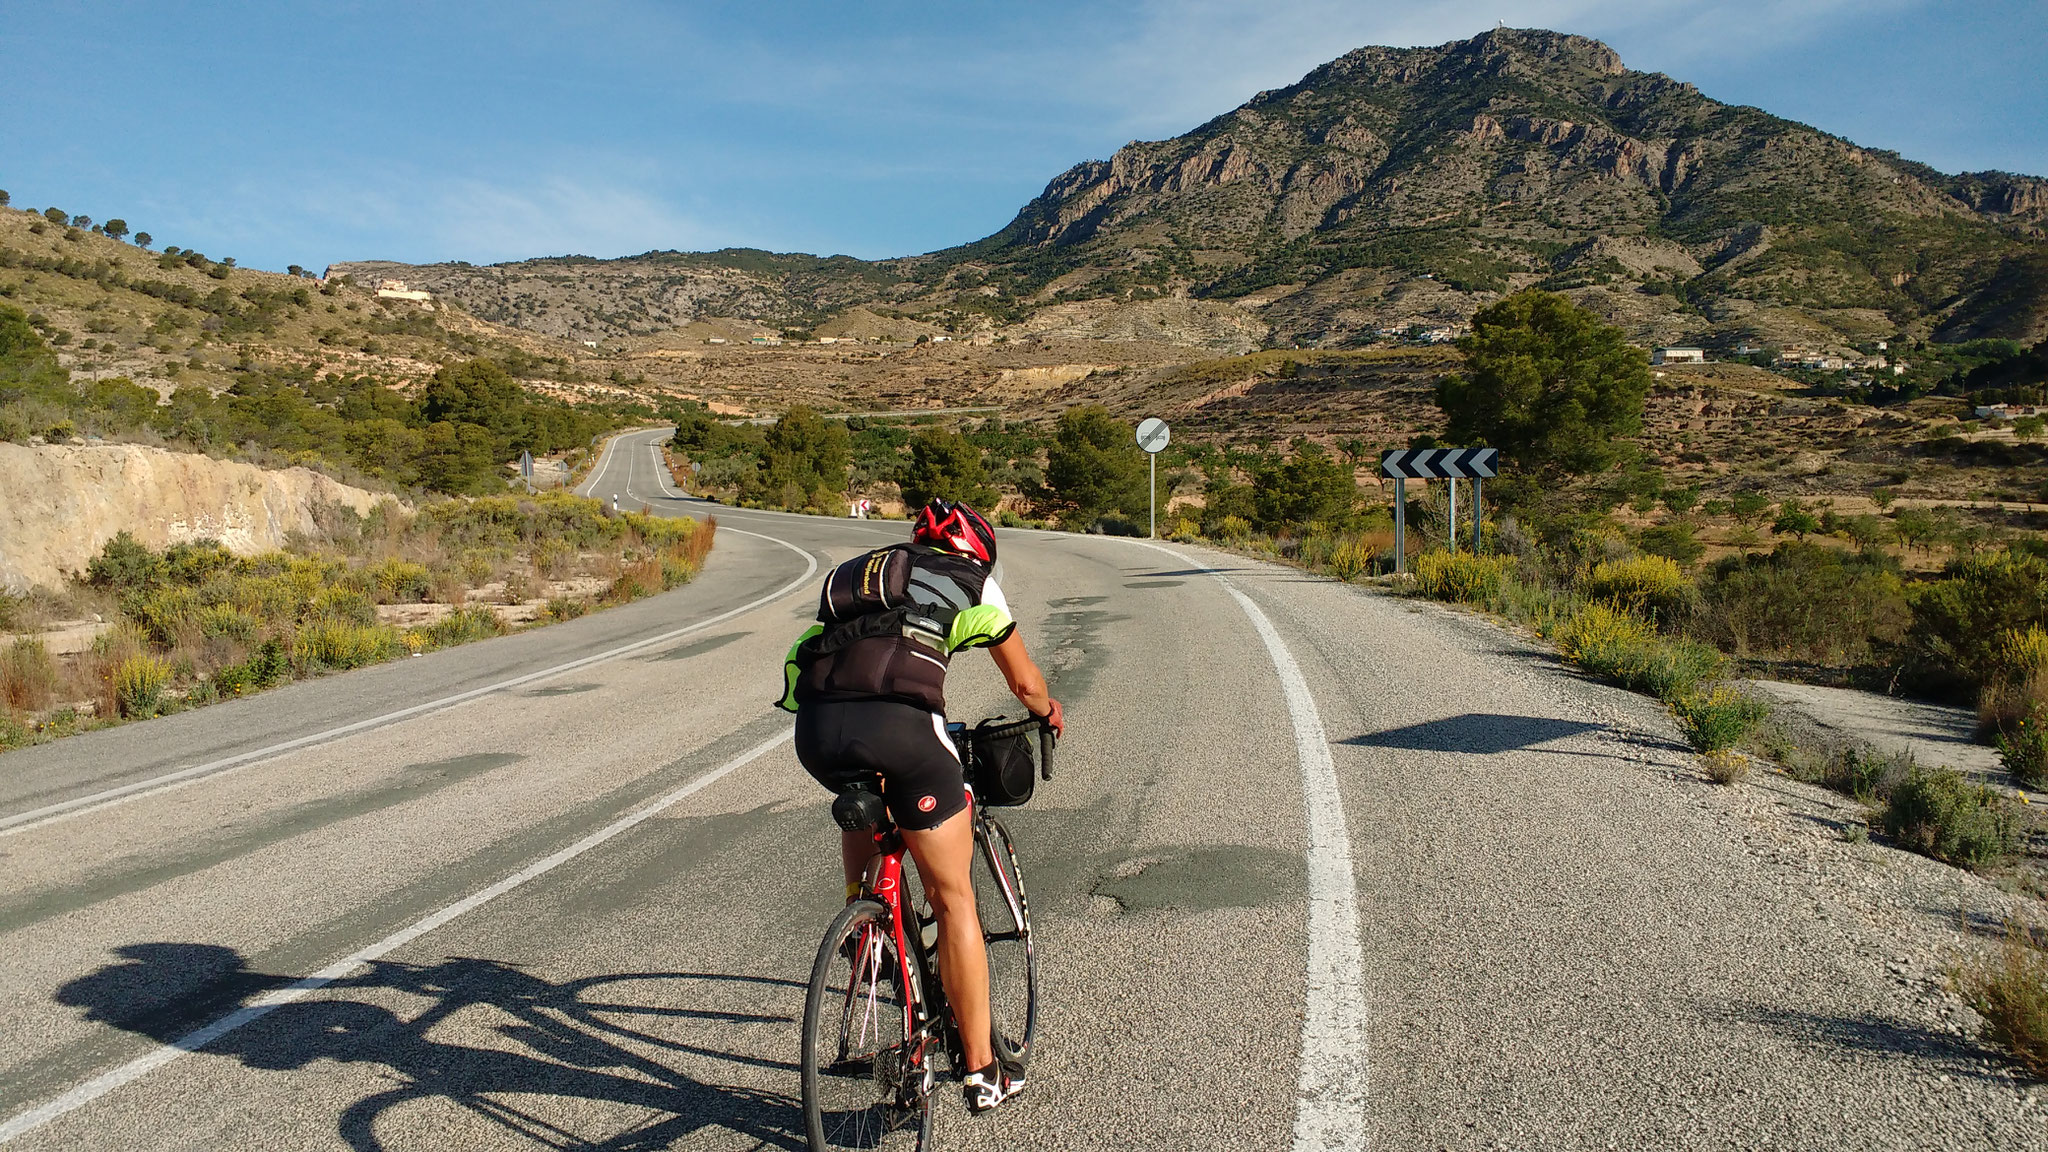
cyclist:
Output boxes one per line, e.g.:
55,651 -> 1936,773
778,498 -> 1063,1114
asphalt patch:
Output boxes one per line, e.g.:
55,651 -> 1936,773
524,683 -> 602,697
1121,580 -> 1184,589
643,631 -> 750,662
1090,845 -> 1300,913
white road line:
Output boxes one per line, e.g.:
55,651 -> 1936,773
573,427 -> 639,498
1130,539 -> 1368,1152
0,726 -> 795,1144
0,526 -> 818,837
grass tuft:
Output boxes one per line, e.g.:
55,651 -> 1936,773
1675,686 -> 1771,752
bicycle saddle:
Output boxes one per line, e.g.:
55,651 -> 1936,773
831,787 -> 889,831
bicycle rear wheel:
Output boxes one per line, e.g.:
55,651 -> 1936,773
802,899 -> 932,1151
972,813 -> 1038,1067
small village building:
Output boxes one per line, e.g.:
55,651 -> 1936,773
1652,347 -> 1705,365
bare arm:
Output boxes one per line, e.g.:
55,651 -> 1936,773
988,632 -> 1062,735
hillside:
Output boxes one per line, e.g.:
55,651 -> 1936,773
336,28 -> 2048,355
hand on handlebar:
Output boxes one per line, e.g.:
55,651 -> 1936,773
1035,697 -> 1064,739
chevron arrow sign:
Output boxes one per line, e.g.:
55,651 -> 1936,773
1380,447 -> 1499,479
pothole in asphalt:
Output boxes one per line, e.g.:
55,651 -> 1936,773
1090,845 -> 1301,913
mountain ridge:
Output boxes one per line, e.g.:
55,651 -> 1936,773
333,28 -> 2048,352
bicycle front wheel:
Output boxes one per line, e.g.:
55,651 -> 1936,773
973,813 -> 1038,1067
802,899 -> 932,1152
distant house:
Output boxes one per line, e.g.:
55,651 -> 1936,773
1978,404 -> 2041,419
1652,347 -> 1705,365
705,337 -> 727,344
931,335 -> 951,343
1858,355 -> 1888,369
374,278 -> 434,306
1734,342 -> 1763,356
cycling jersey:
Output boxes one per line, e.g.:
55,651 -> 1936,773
778,546 -> 1014,715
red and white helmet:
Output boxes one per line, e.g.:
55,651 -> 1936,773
912,499 -> 997,564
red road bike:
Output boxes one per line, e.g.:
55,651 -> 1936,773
799,716 -> 1053,1151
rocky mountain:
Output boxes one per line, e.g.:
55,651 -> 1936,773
339,28 -> 2048,352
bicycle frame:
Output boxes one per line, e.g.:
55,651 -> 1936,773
850,822 -> 950,1087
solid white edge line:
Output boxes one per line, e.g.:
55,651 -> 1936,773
0,726 -> 795,1144
1129,539 -> 1368,1152
0,524 -> 818,837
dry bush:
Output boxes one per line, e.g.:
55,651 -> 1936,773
1962,923 -> 2048,1079
1,638 -> 60,712
1700,749 -> 1750,785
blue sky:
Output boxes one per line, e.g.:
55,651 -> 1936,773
2,0 -> 2042,273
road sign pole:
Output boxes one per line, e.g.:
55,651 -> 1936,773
1149,452 -> 1157,539
1448,477 -> 1458,554
1473,477 -> 1483,553
1394,476 -> 1407,574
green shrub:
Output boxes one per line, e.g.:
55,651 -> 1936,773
1554,602 -> 1653,663
123,585 -> 202,646
1215,515 -> 1251,542
1993,708 -> 2048,789
1880,767 -> 2018,870
1412,552 -> 1514,603
293,620 -> 402,670
1700,543 -> 1910,665
213,638 -> 291,695
306,585 -> 376,625
1905,548 -> 2048,698
198,603 -> 261,641
87,531 -> 166,591
544,596 -> 590,621
113,653 -> 172,718
1674,686 -> 1770,752
368,558 -> 433,602
1636,522 -> 1704,566
1584,554 -> 1695,624
419,604 -> 504,649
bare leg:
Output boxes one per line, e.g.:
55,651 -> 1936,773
901,807 -> 993,1072
840,828 -> 873,894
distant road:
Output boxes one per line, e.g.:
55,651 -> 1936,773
0,428 -> 2035,1150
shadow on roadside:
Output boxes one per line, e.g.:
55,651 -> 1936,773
1340,714 -> 1606,756
1732,1003 -> 2010,1085
58,942 -> 805,1151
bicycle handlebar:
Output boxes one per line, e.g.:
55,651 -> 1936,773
964,713 -> 1058,781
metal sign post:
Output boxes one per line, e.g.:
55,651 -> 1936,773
1448,477 -> 1458,555
519,449 -> 534,494
1381,447 -> 1499,573
1135,417 -> 1170,538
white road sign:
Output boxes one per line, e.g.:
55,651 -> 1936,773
1135,417 -> 1171,454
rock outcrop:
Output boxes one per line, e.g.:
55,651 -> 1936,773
0,443 -> 392,591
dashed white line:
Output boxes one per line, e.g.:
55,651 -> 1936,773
0,727 -> 795,1144
1130,539 -> 1368,1152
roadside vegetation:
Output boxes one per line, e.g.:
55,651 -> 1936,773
0,493 -> 714,752
1,304 -> 632,495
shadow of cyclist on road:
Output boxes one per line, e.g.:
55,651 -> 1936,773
58,942 -> 808,1151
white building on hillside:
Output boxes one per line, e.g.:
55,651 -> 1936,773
1652,347 -> 1705,365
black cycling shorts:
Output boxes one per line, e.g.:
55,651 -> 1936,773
794,698 -> 968,831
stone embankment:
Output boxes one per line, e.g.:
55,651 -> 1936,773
0,442 -> 390,592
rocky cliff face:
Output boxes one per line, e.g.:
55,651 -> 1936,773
0,444 -> 391,591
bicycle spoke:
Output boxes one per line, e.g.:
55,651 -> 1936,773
804,902 -> 931,1151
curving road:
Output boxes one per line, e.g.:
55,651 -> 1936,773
0,428 -> 2038,1150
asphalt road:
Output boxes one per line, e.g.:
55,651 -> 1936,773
0,427 -> 2040,1150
